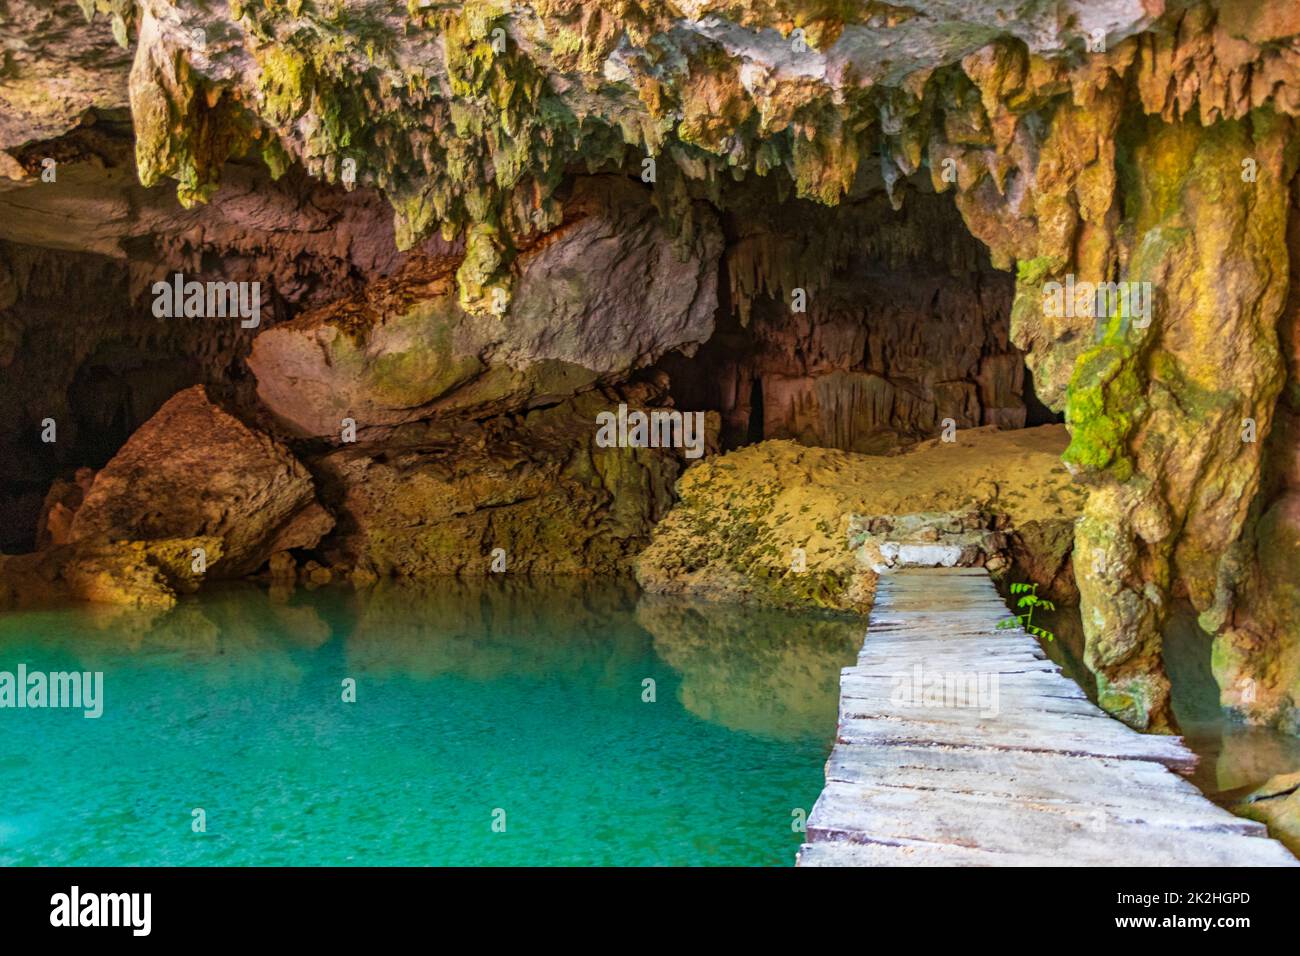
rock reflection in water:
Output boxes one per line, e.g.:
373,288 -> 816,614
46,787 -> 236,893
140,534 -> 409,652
343,576 -> 858,742
0,576 -> 850,865
0,584 -> 331,689
1163,603 -> 1300,802
637,594 -> 861,740
0,576 -> 857,745
342,576 -> 648,684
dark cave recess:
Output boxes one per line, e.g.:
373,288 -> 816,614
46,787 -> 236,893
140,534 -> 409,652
648,185 -> 1060,454
0,164 -> 1060,550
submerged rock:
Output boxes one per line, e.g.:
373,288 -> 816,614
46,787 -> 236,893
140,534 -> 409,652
68,385 -> 333,577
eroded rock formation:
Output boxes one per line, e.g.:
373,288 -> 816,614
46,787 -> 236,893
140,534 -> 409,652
0,121 -> 426,551
656,180 -> 1034,452
1237,770 -> 1300,853
0,535 -> 217,610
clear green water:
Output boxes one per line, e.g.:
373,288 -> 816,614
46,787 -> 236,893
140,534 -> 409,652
1162,604 -> 1300,804
0,578 -> 861,866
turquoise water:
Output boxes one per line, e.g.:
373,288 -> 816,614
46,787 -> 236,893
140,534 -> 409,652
0,578 -> 860,866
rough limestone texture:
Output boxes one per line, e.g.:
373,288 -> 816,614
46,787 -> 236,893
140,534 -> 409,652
0,535 -> 221,610
636,425 -> 1085,612
247,177 -> 721,437
1211,181 -> 1300,736
0,1 -> 1178,305
0,122 -> 432,551
35,466 -> 96,549
68,385 -> 333,577
313,387 -> 708,579
1062,112 -> 1298,733
0,1 -> 131,156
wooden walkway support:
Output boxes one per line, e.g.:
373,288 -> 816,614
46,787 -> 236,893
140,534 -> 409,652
797,567 -> 1298,867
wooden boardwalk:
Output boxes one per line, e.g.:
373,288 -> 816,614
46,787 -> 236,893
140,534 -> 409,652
797,567 -> 1298,867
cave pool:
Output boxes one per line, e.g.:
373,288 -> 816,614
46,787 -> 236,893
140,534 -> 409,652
0,578 -> 861,866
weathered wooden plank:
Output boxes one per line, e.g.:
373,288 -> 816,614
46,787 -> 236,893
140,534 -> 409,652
840,671 -> 1088,701
867,613 -> 1015,626
857,647 -> 1050,661
796,567 -> 1298,867
854,657 -> 1063,676
797,839 -> 1070,867
838,696 -> 1132,729
824,743 -> 1203,798
861,632 -> 1045,648
867,621 -> 1013,633
838,687 -> 1103,718
797,835 -> 1297,867
858,637 -> 1050,655
855,649 -> 1050,668
836,716 -> 1198,770
823,749 -> 1265,832
804,783 -> 1290,865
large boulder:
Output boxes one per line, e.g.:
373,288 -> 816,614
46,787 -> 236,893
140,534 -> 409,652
247,178 -> 722,438
68,385 -> 332,576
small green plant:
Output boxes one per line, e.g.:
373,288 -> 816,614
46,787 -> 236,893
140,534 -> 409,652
997,582 -> 1056,641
